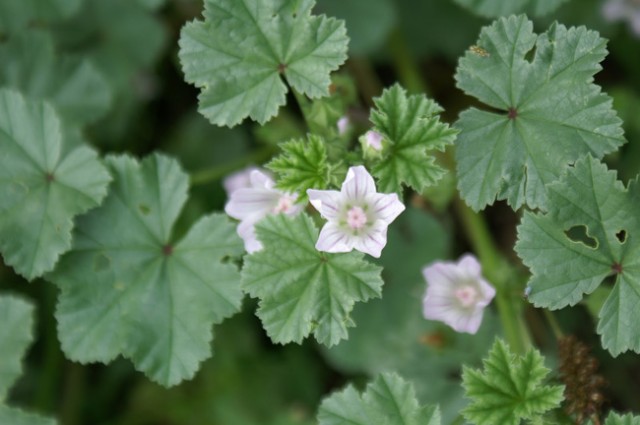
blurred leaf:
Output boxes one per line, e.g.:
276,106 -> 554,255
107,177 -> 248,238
0,295 -> 57,424
452,0 -> 570,17
370,84 -> 457,193
179,0 -> 348,127
456,15 -> 624,211
0,90 -> 111,280
0,30 -> 112,126
50,154 -> 244,387
315,0 -> 397,55
0,0 -> 83,33
462,339 -> 564,425
516,156 -> 640,356
242,213 -> 384,346
318,373 -> 440,425
605,413 -> 640,425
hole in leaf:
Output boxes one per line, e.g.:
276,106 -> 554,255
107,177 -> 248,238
138,204 -> 151,215
565,225 -> 598,249
616,230 -> 627,244
292,12 -> 297,18
524,45 -> 536,63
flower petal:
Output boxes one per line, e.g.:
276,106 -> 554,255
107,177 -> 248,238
315,222 -> 354,253
237,216 -> 263,253
224,188 -> 278,220
307,189 -> 342,220
353,222 -> 387,258
369,193 -> 405,224
457,254 -> 482,277
223,166 -> 260,197
342,165 -> 376,201
249,169 -> 275,189
476,277 -> 497,307
451,309 -> 483,334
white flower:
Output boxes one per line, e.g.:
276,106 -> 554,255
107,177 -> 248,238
337,116 -> 350,135
222,166 -> 262,197
362,130 -> 383,151
422,254 -> 496,334
603,0 -> 640,36
225,170 -> 303,253
307,165 -> 405,258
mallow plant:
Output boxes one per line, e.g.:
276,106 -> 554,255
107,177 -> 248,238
1,0 -> 640,424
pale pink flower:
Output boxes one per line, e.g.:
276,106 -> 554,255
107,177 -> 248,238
225,170 -> 303,253
337,116 -> 350,135
603,0 -> 640,36
223,166 -> 262,197
362,130 -> 383,151
422,254 -> 496,334
307,166 -> 405,258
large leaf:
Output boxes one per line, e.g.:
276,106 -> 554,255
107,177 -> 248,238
0,90 -> 111,280
462,339 -> 564,425
0,0 -> 83,33
455,15 -> 624,211
50,154 -> 244,386
0,295 -> 57,424
452,0 -> 570,17
0,30 -> 111,126
241,213 -> 384,346
515,155 -> 640,356
370,84 -> 457,194
178,0 -> 348,127
318,373 -> 440,425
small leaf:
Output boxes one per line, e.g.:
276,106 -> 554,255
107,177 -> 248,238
462,339 -> 564,425
455,15 -> 624,211
452,0 -> 569,18
0,89 -> 111,280
241,213 -> 384,346
605,413 -> 640,425
178,0 -> 348,127
0,30 -> 112,126
318,372 -> 440,425
50,154 -> 244,387
515,155 -> 640,356
267,134 -> 334,201
370,84 -> 457,194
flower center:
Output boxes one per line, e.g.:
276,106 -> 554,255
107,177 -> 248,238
273,195 -> 294,213
346,206 -> 368,230
454,285 -> 478,308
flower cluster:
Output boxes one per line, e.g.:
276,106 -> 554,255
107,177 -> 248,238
421,255 -> 495,334
224,165 -> 404,258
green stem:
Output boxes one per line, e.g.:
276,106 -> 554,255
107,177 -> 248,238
61,363 -> 85,425
453,196 -> 531,354
387,28 -> 429,95
35,283 -> 62,413
543,309 -> 564,340
189,146 -> 276,186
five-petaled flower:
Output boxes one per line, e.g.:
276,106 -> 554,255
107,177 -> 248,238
422,254 -> 496,334
225,169 -> 303,253
307,165 -> 405,258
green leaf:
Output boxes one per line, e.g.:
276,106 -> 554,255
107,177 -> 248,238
455,15 -> 624,211
370,84 -> 457,193
241,213 -> 384,346
0,30 -> 112,126
0,406 -> 56,425
515,155 -> 640,356
0,89 -> 111,280
0,295 -> 57,424
178,0 -> 348,127
0,296 -> 34,401
452,0 -> 569,18
0,0 -> 83,33
318,372 -> 440,425
462,339 -> 564,425
49,154 -> 244,387
605,413 -> 640,425
267,134 -> 335,201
